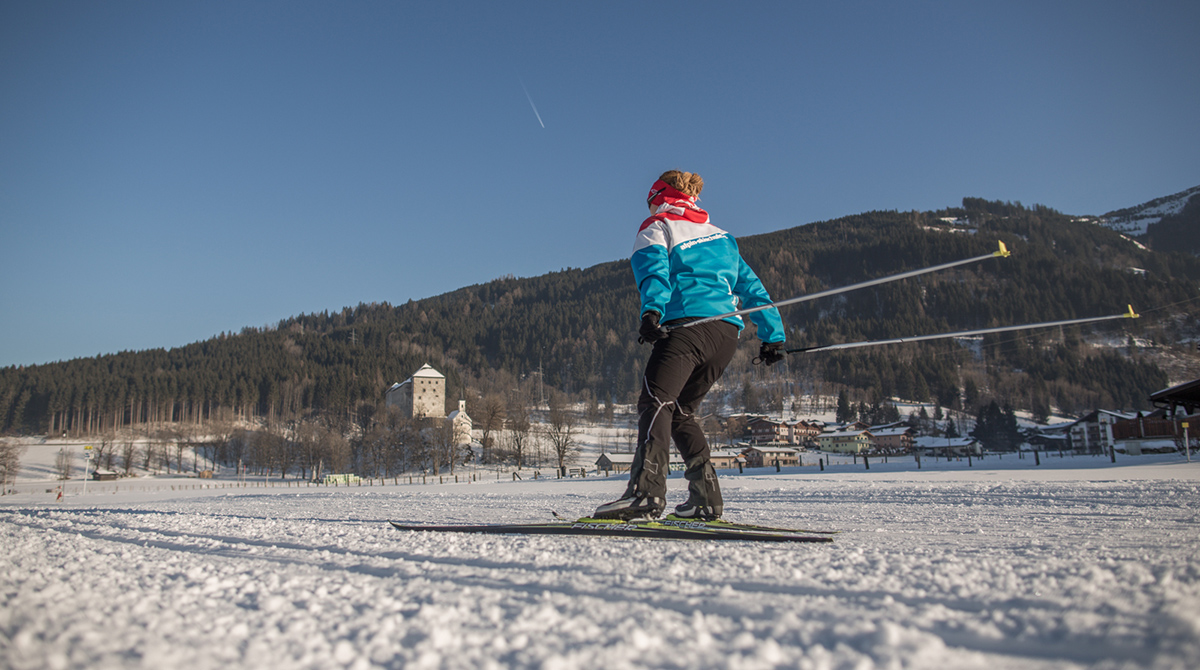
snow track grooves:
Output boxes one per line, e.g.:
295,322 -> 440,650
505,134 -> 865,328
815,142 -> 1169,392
3,471 -> 1199,669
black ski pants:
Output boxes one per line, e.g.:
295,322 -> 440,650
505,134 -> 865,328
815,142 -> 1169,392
627,319 -> 739,505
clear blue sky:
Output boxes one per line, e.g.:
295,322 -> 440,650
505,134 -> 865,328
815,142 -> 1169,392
2,1 -> 1197,368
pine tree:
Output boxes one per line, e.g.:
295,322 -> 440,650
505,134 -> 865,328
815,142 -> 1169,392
836,390 -> 854,424
945,418 -> 959,438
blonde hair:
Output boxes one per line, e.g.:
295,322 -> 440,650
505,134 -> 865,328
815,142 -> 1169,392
659,170 -> 704,197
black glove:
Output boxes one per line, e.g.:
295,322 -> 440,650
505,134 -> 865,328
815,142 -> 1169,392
757,341 -> 785,366
638,312 -> 669,344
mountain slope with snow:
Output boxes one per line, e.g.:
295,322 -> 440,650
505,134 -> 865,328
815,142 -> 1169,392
1098,185 -> 1200,236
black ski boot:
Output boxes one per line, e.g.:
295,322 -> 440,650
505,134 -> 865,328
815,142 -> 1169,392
672,456 -> 723,520
593,491 -> 665,520
672,497 -> 722,521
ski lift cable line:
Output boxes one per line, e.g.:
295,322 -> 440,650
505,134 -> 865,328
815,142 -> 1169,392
669,241 -> 1011,331
788,305 -> 1141,354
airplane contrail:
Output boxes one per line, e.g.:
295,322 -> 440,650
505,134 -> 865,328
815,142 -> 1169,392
519,77 -> 545,128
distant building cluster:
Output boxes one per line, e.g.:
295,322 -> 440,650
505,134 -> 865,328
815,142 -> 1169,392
592,376 -> 1200,472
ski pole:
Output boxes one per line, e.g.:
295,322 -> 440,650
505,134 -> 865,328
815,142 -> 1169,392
788,305 -> 1140,354
669,241 -> 1010,331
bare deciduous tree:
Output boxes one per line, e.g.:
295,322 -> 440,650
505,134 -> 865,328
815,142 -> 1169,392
55,448 -> 73,480
546,392 -> 579,476
505,394 -> 533,469
425,416 -> 460,476
477,394 -> 506,464
0,442 -> 24,493
94,438 -> 116,471
120,441 -> 136,475
355,407 -> 417,477
325,429 -> 352,475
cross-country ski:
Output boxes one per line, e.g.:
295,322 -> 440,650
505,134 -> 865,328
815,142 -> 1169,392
390,517 -> 834,542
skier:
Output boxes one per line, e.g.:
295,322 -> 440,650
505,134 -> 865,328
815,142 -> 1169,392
594,170 -> 786,521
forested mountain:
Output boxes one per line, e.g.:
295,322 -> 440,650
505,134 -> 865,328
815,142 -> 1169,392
4,197 -> 1200,436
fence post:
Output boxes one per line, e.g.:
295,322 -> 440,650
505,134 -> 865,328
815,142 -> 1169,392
863,455 -> 869,470
819,458 -> 824,472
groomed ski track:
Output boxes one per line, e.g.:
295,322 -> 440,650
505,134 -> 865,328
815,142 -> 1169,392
2,457 -> 1199,669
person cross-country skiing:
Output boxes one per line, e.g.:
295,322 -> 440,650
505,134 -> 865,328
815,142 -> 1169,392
594,170 -> 786,521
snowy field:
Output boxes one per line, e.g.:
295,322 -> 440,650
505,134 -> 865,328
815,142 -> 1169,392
3,456 -> 1199,670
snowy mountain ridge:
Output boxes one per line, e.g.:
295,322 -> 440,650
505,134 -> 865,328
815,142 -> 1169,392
1095,184 -> 1200,236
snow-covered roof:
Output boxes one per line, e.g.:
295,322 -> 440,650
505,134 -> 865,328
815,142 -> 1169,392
1070,410 -> 1137,425
870,427 -> 912,437
408,364 -> 444,379
389,364 -> 445,390
820,430 -> 873,439
596,452 -> 682,464
823,422 -> 869,433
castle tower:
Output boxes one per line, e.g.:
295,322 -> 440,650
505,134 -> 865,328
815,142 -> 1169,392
385,364 -> 446,418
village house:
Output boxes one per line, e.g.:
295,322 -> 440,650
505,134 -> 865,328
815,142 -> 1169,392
788,420 -> 823,446
710,448 -> 747,470
746,417 -> 790,444
869,426 -> 914,453
742,445 -> 800,468
1068,409 -> 1134,454
1027,421 -> 1073,452
817,429 -> 874,453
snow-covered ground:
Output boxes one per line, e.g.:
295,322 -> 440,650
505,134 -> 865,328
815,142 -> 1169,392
3,454 -> 1199,670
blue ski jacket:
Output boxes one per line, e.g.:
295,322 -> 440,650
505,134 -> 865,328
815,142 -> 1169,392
632,186 -> 785,343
